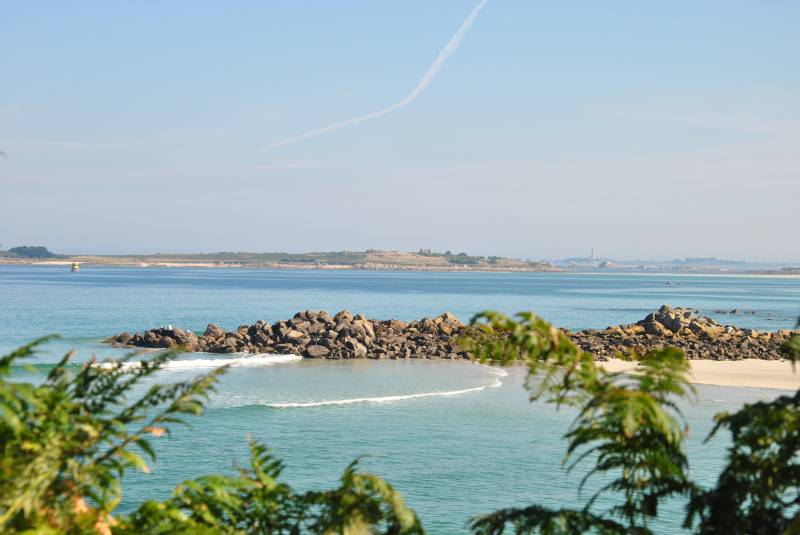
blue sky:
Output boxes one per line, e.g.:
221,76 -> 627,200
1,1 -> 798,260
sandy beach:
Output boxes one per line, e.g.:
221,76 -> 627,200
601,358 -> 800,390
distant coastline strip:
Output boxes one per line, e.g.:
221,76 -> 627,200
263,0 -> 489,151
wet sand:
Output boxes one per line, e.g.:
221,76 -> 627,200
601,358 -> 800,390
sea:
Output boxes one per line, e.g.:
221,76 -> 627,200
2,265 -> 799,533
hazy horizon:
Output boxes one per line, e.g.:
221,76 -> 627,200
2,1 -> 798,262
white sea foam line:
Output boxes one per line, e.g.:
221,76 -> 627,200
268,361 -> 507,408
97,353 -> 302,371
477,362 -> 508,387
266,385 -> 487,408
480,363 -> 509,377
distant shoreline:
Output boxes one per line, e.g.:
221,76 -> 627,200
0,258 -> 559,273
0,249 -> 560,273
3,257 -> 800,277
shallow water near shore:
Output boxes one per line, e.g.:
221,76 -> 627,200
2,266 -> 799,532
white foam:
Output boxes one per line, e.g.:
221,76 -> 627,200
164,354 -> 302,369
477,363 -> 508,387
98,353 -> 302,371
480,363 -> 509,378
267,385 -> 488,408
265,360 -> 509,408
100,354 -> 509,408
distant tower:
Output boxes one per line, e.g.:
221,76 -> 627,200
591,248 -> 594,261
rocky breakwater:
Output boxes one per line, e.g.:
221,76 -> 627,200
105,310 -> 469,360
106,305 -> 797,362
571,305 -> 797,361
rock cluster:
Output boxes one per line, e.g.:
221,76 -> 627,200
106,310 -> 468,360
571,305 -> 795,361
106,305 -> 798,362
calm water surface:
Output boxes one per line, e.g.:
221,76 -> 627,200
2,266 -> 799,532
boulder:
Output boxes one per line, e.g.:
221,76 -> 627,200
419,318 -> 437,333
387,319 -> 408,330
284,329 -> 306,341
318,337 -> 337,349
346,339 -> 368,358
317,310 -> 333,323
289,319 -> 311,332
354,319 -> 375,339
274,343 -> 296,354
110,332 -> 132,345
642,320 -> 671,337
307,322 -> 326,335
305,345 -> 331,358
204,324 -> 225,339
334,310 -> 354,322
144,331 -> 160,347
252,332 -> 271,345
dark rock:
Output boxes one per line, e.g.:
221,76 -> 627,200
318,337 -> 337,349
144,331 -> 160,347
274,343 -> 297,354
334,310 -> 354,323
307,322 -> 326,335
204,324 -> 225,338
345,338 -> 368,358
284,329 -> 306,342
289,319 -> 311,332
305,345 -> 331,358
107,332 -> 132,345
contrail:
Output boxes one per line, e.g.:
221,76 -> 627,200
263,0 -> 489,151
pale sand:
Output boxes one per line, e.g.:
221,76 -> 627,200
600,358 -> 800,390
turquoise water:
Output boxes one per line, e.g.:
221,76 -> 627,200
2,266 -> 799,532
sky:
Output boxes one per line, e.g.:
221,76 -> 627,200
1,1 -> 798,261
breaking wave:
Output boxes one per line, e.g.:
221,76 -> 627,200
267,385 -> 487,408
266,363 -> 508,408
97,353 -> 302,371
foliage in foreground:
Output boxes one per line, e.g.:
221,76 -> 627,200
2,314 -> 800,534
121,438 -> 420,535
0,339 -> 421,534
462,312 -> 800,534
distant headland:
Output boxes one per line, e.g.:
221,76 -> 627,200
1,246 -> 798,275
0,247 -> 557,272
